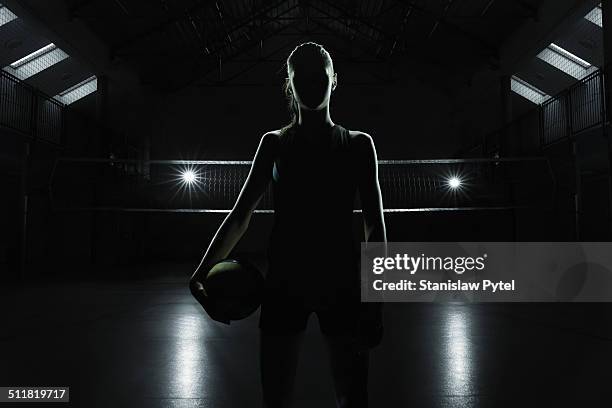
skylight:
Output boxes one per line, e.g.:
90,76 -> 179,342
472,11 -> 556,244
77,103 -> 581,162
10,43 -> 57,68
54,76 -> 97,105
0,4 -> 17,27
3,43 -> 69,80
585,4 -> 602,27
536,43 -> 597,80
548,43 -> 591,68
511,76 -> 550,105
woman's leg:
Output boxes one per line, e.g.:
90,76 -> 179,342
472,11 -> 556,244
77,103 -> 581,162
323,335 -> 370,408
260,330 -> 305,408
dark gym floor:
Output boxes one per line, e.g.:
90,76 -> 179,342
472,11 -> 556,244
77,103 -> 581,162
1,264 -> 611,408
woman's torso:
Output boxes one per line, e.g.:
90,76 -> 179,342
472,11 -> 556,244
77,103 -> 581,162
266,124 -> 360,305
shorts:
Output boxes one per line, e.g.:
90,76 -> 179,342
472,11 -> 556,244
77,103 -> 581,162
258,294 -> 384,349
259,297 -> 362,336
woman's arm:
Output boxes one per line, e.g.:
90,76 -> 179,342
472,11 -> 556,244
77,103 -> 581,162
354,131 -> 387,350
354,131 -> 387,250
189,131 -> 278,321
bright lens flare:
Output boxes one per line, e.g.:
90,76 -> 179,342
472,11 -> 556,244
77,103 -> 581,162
182,170 -> 198,184
448,176 -> 462,189
165,164 -> 208,205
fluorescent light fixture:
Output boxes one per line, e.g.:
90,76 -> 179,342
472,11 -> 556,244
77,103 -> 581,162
585,5 -> 602,27
536,43 -> 597,80
3,43 -> 69,80
55,75 -> 97,104
0,4 -> 17,27
10,43 -> 56,68
548,43 -> 592,68
511,76 -> 550,105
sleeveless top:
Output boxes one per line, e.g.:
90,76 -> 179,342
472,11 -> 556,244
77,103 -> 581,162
266,124 -> 361,307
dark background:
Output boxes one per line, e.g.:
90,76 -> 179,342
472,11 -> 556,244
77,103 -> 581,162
0,0 -> 610,277
2,2 -> 612,408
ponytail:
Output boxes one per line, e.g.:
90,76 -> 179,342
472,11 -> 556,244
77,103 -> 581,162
284,77 -> 298,129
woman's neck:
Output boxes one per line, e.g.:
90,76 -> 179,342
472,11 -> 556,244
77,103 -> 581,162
296,105 -> 334,130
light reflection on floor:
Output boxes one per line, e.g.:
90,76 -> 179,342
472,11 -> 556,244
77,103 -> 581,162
171,314 -> 210,399
442,306 -> 475,397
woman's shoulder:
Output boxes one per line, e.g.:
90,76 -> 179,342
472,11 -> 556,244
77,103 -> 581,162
259,128 -> 284,145
263,126 -> 297,141
262,128 -> 284,138
346,129 -> 376,152
347,129 -> 373,140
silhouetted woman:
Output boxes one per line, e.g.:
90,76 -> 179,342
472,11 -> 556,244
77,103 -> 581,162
189,42 -> 387,408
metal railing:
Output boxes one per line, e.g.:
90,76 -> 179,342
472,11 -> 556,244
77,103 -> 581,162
467,69 -> 607,156
540,69 -> 606,147
0,69 -> 64,145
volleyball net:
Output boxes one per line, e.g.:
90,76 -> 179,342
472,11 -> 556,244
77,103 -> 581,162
48,157 -> 554,213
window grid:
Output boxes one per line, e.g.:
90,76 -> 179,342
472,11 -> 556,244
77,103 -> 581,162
10,43 -> 57,68
55,76 -> 97,105
585,5 -> 602,27
511,76 -> 550,105
0,5 -> 17,27
3,46 -> 69,80
536,45 -> 597,80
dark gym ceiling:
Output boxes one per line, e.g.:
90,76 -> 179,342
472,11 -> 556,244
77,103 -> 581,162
58,0 -> 547,92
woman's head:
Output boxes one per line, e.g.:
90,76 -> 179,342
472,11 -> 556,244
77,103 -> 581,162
284,42 -> 337,123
